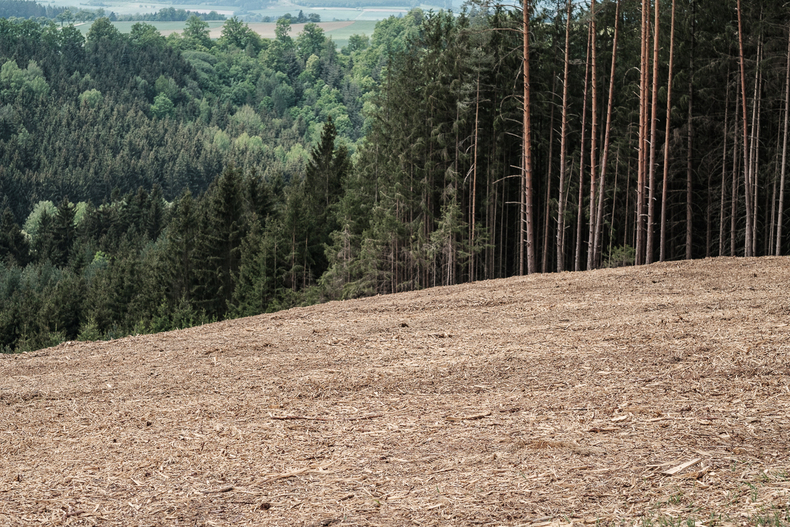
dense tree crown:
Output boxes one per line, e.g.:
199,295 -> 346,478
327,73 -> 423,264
0,1 -> 787,352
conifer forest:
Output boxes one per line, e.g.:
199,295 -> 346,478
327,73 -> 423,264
0,0 -> 788,352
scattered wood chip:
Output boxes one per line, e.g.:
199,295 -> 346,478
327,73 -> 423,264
588,427 -> 619,433
662,457 -> 702,476
446,411 -> 491,421
200,486 -> 234,494
269,414 -> 383,421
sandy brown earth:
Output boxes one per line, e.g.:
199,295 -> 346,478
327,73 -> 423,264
2,257 -> 790,526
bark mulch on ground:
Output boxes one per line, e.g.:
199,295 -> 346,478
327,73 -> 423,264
2,256 -> 790,526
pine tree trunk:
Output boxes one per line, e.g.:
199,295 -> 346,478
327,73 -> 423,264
625,133 -> 633,251
750,44 -> 762,256
586,0 -> 598,271
520,146 -> 525,275
777,26 -> 790,256
660,0 -> 676,262
732,81 -> 740,256
685,25 -> 693,261
607,149 -> 620,264
636,0 -> 649,264
574,21 -> 592,272
471,75 -> 480,282
737,0 -> 754,256
556,0 -> 572,273
523,0 -> 536,274
646,0 -> 660,264
719,75 -> 729,257
592,0 -> 620,268
542,74 -> 556,273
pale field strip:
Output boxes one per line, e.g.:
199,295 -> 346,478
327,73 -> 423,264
1,256 -> 789,525
206,21 -> 355,39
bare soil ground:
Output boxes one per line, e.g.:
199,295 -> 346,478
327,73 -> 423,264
2,257 -> 790,526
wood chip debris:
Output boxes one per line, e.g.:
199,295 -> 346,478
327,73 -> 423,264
2,257 -> 789,525
445,411 -> 491,421
662,457 -> 703,476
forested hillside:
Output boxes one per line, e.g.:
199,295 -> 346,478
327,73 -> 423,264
1,0 -> 788,352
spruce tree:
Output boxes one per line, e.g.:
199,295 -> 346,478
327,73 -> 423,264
194,165 -> 246,318
0,207 -> 30,266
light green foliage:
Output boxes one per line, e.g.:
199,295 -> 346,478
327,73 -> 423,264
604,245 -> 636,268
230,105 -> 263,134
86,17 -> 121,43
234,132 -> 264,153
23,201 -> 57,240
219,17 -> 262,54
77,316 -> 102,341
182,15 -> 212,50
129,22 -> 164,47
285,143 -> 309,170
305,54 -> 320,78
371,9 -> 423,50
150,93 -> 175,119
182,50 -> 217,87
0,60 -> 49,101
213,129 -> 231,151
78,88 -> 102,108
275,18 -> 292,41
296,23 -> 325,61
73,203 -> 89,226
154,75 -> 179,99
346,34 -> 369,54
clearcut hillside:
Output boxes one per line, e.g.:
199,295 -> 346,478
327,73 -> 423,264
2,257 -> 789,526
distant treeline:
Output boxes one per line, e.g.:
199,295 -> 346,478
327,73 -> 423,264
150,0 -> 273,8
235,10 -> 320,24
0,1 -> 226,22
298,0 -> 409,7
114,8 -> 226,22
297,0 -> 448,8
0,0 -> 66,19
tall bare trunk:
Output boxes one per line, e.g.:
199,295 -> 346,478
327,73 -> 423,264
556,0 -> 572,272
777,26 -> 790,256
520,149 -> 525,274
749,40 -> 762,256
685,13 -> 694,261
586,0 -> 598,271
737,0 -> 754,256
592,0 -> 621,268
770,145 -> 778,252
646,0 -> 660,264
574,22 -> 592,272
659,0 -> 676,261
523,0 -> 536,274
636,0 -> 649,264
607,149 -> 620,264
542,74 -> 556,273
719,74 -> 730,257
470,75 -> 480,282
731,84 -> 740,256
626,151 -> 632,248
705,172 -> 713,258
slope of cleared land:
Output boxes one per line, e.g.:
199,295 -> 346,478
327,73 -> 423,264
2,257 -> 790,526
